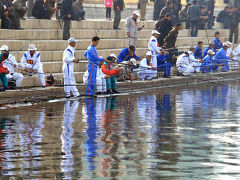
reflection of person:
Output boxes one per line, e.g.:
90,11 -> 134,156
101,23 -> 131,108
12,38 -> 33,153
61,100 -> 79,178
85,98 -> 98,170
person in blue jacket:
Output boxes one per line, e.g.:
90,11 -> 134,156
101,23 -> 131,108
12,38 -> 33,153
213,31 -> 223,52
156,49 -> 171,78
201,49 -> 215,73
117,45 -> 140,63
203,41 -> 215,58
194,41 -> 203,59
84,36 -> 105,97
213,43 -> 231,72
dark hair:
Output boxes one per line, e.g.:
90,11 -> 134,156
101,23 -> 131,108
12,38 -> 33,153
129,45 -> 135,51
175,23 -> 182,27
198,41 -> 203,44
189,47 -> 195,51
165,13 -> 171,18
167,0 -> 173,6
159,15 -> 164,19
92,36 -> 100,42
215,31 -> 220,36
1,51 -> 9,59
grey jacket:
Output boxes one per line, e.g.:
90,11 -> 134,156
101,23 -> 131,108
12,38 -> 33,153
187,4 -> 201,21
125,16 -> 139,38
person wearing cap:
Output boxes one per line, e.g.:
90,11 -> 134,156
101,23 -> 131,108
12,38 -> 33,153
62,38 -> 80,98
148,30 -> 161,68
188,47 -> 201,73
102,56 -> 121,93
0,51 -> 9,91
21,44 -> 46,87
213,31 -> 223,52
137,51 -> 157,81
187,0 -> 201,37
117,45 -> 140,63
232,44 -> 240,70
213,43 -> 231,72
226,41 -> 233,58
125,10 -> 143,47
118,58 -> 136,81
201,49 -> 215,73
156,49 -> 171,78
176,52 -> 194,76
113,0 -> 124,30
1,45 -> 23,88
84,36 -> 105,97
203,41 -> 215,58
194,41 -> 203,59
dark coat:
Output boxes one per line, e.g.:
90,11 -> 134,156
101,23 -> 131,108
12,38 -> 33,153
164,28 -> 178,48
217,10 -> 228,22
159,18 -> 172,37
113,0 -> 124,11
160,6 -> 173,17
60,0 -> 73,20
32,0 -> 47,17
187,4 -> 201,21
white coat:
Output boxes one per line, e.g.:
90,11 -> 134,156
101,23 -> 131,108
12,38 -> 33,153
96,66 -> 106,93
176,53 -> 194,76
148,36 -> 160,68
137,58 -> 157,80
232,45 -> 240,69
3,54 -> 23,87
62,45 -> 80,97
188,51 -> 201,73
21,51 -> 45,86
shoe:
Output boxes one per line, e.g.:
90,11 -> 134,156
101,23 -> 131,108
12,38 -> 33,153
112,89 -> 119,94
103,91 -> 108,95
96,92 -> 102,95
0,88 -> 5,92
106,89 -> 111,94
85,95 -> 97,98
41,85 -> 46,88
163,75 -> 171,78
74,94 -> 82,98
66,96 -> 71,99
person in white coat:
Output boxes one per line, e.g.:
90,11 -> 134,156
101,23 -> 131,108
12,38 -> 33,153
148,30 -> 161,68
62,38 -> 80,98
0,45 -> 23,88
137,51 -> 157,80
176,52 -> 194,76
21,44 -> 45,87
188,47 -> 201,73
233,44 -> 240,70
96,61 -> 108,95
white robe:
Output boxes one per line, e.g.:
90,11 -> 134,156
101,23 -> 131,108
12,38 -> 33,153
137,58 -> 157,80
176,53 -> 194,76
148,36 -> 160,68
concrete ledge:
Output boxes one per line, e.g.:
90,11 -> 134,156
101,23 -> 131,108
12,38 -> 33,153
1,71 -> 239,105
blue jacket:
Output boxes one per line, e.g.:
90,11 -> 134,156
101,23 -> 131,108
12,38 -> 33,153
203,46 -> 216,58
213,37 -> 222,51
194,46 -> 203,59
157,54 -> 168,66
214,48 -> 230,61
202,55 -> 213,65
84,44 -> 105,65
117,48 -> 140,63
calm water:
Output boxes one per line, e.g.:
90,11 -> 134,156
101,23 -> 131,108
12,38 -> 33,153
1,82 -> 240,179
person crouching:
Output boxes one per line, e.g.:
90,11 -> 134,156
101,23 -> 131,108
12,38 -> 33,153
118,58 -> 137,81
201,50 -> 215,73
156,49 -> 171,78
0,51 -> 10,91
137,51 -> 157,81
102,56 -> 122,94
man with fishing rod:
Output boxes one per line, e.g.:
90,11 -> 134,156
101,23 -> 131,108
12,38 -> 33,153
0,50 -> 9,92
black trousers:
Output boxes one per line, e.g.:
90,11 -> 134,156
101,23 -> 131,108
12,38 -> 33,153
63,19 -> 71,40
106,7 -> 111,18
229,26 -> 238,44
190,21 -> 199,37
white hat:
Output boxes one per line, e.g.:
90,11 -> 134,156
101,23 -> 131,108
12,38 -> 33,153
146,51 -> 152,56
226,41 -> 232,46
110,53 -> 118,59
130,58 -> 137,66
0,45 -> 8,51
133,10 -> 140,17
28,44 -> 37,51
207,49 -> 215,55
152,30 -> 160,35
68,37 -> 78,44
223,42 -> 229,47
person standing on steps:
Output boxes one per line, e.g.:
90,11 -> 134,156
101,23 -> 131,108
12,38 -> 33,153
60,0 -> 73,40
62,38 -> 81,98
84,36 -> 105,97
113,0 -> 124,30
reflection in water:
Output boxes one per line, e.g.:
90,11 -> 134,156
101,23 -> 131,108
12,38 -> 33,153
1,82 -> 240,178
61,100 -> 79,179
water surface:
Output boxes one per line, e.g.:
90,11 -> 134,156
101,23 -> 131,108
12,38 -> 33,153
1,82 -> 240,179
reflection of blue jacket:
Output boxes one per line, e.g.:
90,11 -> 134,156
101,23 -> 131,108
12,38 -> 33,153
117,48 -> 140,63
194,46 -> 203,59
213,37 -> 222,51
84,44 -> 105,65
